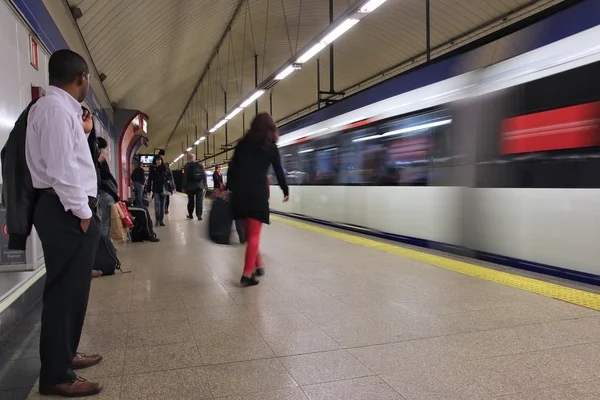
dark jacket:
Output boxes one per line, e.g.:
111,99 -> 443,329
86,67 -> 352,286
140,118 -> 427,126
1,99 -> 39,250
131,167 -> 145,185
87,126 -> 101,196
213,171 -> 224,190
99,160 -> 119,201
228,136 -> 288,224
182,161 -> 207,192
147,164 -> 173,194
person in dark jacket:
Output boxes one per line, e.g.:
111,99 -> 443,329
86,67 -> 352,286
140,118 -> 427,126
146,155 -> 172,226
228,112 -> 289,286
130,164 -> 146,206
182,154 -> 207,220
164,161 -> 173,214
213,165 -> 224,191
95,137 -> 119,240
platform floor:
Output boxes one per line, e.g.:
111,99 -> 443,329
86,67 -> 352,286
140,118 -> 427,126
2,195 -> 600,399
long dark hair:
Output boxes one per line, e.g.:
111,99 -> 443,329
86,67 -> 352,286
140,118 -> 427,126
245,112 -> 277,147
152,155 -> 166,172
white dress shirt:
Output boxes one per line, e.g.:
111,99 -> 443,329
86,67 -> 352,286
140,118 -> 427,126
26,86 -> 97,220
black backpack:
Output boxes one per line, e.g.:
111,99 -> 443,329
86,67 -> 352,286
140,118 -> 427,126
93,236 -> 128,276
190,162 -> 204,181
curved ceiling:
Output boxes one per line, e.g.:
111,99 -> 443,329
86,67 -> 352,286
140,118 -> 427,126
65,0 -> 563,165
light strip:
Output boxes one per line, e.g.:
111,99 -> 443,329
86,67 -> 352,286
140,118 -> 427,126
353,119 -> 452,142
359,0 -> 388,13
298,148 -> 315,154
322,18 -> 359,45
275,65 -> 296,80
297,42 -> 328,64
186,147 -> 192,152
225,107 -> 243,120
194,137 -> 205,145
240,90 -> 265,108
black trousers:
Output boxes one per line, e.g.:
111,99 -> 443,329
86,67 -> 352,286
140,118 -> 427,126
34,194 -> 100,385
186,189 -> 204,218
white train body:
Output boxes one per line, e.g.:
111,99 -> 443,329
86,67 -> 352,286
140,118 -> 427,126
270,21 -> 600,282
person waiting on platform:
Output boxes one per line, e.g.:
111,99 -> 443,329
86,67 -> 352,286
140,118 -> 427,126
213,165 -> 224,192
183,153 -> 207,220
17,49 -> 103,397
146,155 -> 173,226
131,163 -> 146,206
95,137 -> 119,240
227,112 -> 289,287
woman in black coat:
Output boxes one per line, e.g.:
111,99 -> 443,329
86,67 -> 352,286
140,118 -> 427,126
146,155 -> 173,226
228,113 -> 289,286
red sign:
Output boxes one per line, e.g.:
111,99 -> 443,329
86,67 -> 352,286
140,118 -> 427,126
2,223 -> 8,239
30,36 -> 39,70
500,102 -> 600,155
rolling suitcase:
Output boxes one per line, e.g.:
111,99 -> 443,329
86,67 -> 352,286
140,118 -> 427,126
128,205 -> 157,242
208,195 -> 233,244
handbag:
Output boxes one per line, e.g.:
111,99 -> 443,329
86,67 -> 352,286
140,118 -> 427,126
117,202 -> 134,228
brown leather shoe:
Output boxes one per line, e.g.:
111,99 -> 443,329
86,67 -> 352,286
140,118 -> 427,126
39,376 -> 103,397
71,353 -> 103,370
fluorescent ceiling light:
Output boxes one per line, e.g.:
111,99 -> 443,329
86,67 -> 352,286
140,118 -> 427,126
331,116 -> 366,128
275,65 -> 296,80
322,18 -> 359,45
212,120 -> 227,132
186,147 -> 193,152
353,119 -> 452,142
359,0 -> 388,13
297,42 -> 328,63
298,148 -> 315,154
240,90 -> 265,108
194,137 -> 205,145
225,107 -> 243,120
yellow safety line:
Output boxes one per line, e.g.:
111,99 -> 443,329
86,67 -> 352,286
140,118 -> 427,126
271,214 -> 600,311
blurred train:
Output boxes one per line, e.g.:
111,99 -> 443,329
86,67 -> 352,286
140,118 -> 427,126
269,2 -> 600,284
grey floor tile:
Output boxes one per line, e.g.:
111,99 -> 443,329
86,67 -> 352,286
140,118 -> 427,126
281,350 -> 373,385
129,297 -> 185,313
382,366 -> 495,400
199,333 -> 275,364
181,292 -> 236,308
127,308 -> 188,329
191,317 -> 259,345
186,304 -> 245,324
495,383 -> 600,400
205,358 -> 297,398
348,336 -> 464,374
260,329 -> 341,356
123,342 -> 201,375
120,368 -> 211,399
301,376 -> 404,400
241,301 -> 300,317
223,386 -> 309,400
127,322 -> 194,348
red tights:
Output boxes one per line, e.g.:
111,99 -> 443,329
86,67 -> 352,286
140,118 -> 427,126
243,218 -> 263,276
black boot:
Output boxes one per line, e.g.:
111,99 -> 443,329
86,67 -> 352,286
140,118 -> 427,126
240,274 -> 259,287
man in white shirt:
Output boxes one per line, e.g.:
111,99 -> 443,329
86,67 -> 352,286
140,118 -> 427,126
26,49 -> 103,397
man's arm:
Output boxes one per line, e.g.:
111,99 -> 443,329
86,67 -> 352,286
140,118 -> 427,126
37,107 -> 92,220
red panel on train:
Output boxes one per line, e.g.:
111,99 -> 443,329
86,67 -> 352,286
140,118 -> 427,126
500,102 -> 600,154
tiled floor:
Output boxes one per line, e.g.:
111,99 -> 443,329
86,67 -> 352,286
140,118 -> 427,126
2,195 -> 600,399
